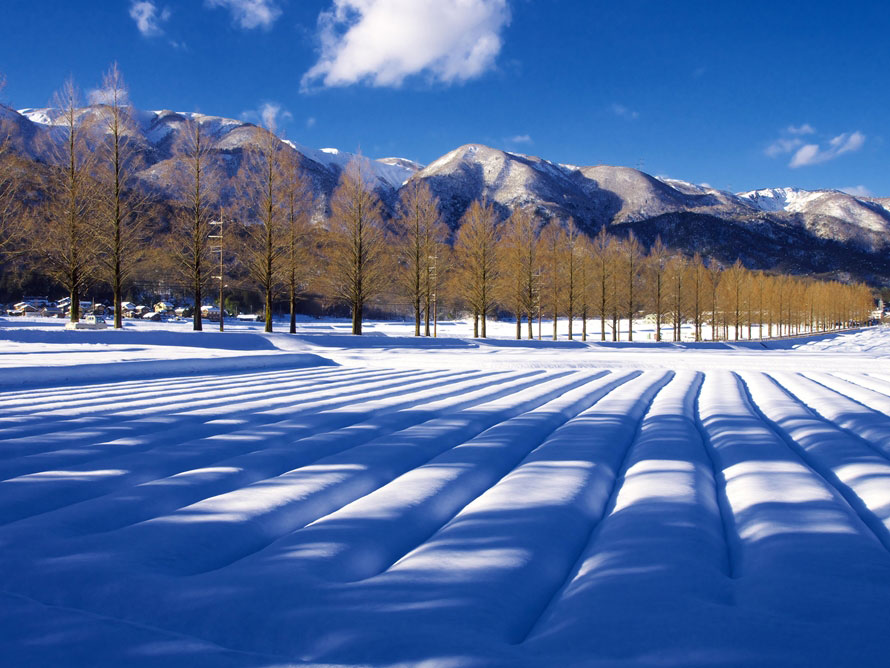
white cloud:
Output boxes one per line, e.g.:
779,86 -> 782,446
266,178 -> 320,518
261,102 -> 291,128
205,0 -> 282,30
508,134 -> 532,144
306,117 -> 317,128
840,185 -> 873,197
765,137 -> 803,158
241,102 -> 292,129
87,86 -> 129,106
302,0 -> 511,89
787,123 -> 815,135
129,1 -> 170,37
789,131 -> 866,168
610,103 -> 639,120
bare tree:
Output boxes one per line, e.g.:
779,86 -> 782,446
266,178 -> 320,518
539,221 -> 564,340
393,179 -> 447,336
617,232 -> 643,341
239,124 -> 288,332
0,77 -> 23,268
320,158 -> 389,335
282,151 -> 315,334
591,226 -> 612,341
496,206 -> 538,339
92,63 -> 147,329
689,253 -> 707,341
666,254 -> 687,342
646,236 -> 669,341
169,118 -> 217,331
453,200 -> 499,338
30,79 -> 97,322
707,263 -> 722,341
576,232 -> 593,341
563,219 -> 581,340
723,259 -> 746,340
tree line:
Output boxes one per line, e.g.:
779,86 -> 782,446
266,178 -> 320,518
0,68 -> 875,339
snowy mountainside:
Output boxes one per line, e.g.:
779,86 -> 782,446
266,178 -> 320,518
411,144 -> 890,241
13,106 -> 420,196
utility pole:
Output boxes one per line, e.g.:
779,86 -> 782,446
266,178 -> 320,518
209,218 -> 224,332
429,254 -> 438,338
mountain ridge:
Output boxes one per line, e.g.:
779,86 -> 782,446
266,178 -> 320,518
4,104 -> 889,284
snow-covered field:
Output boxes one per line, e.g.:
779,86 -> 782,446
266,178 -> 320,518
2,316 -> 890,667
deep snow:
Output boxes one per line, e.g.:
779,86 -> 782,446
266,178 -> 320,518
1,316 -> 890,667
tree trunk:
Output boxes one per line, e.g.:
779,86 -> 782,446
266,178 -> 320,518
70,285 -> 79,322
289,283 -> 297,334
193,280 -> 202,331
414,297 -> 421,337
352,301 -> 362,335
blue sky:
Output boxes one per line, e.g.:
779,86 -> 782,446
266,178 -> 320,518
0,0 -> 887,195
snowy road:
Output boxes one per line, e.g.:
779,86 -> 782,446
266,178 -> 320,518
2,320 -> 890,666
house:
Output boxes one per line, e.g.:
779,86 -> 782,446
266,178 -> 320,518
201,305 -> 221,322
85,304 -> 107,316
7,302 -> 39,316
154,301 -> 175,314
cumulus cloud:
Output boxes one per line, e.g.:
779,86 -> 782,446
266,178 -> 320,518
302,0 -> 511,89
129,1 -> 170,37
610,103 -> 639,120
840,185 -> 873,197
789,131 -> 866,168
205,0 -> 282,30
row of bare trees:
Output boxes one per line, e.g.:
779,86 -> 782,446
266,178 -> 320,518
0,69 -> 875,338
449,202 -> 873,341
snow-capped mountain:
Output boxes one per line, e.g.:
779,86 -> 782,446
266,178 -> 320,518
3,104 -> 890,281
11,106 -> 421,198
409,143 -> 890,253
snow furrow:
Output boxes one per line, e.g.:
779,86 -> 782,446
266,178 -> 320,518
11,367 -> 428,420
0,366 -> 353,415
741,371 -> 890,551
770,371 -> 890,459
0,367 -> 400,445
697,371 -> 890,619
804,371 -> 890,417
0,369 -> 516,525
294,371 -> 672,651
105,370 -> 586,575
0,367 -> 470,465
524,372 -> 732,658
0,369 -> 531,539
834,372 -> 890,398
233,370 -> 628,583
